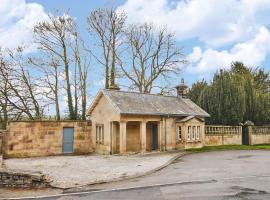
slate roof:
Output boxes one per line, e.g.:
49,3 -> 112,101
88,89 -> 210,117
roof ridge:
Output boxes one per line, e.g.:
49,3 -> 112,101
103,89 -> 186,99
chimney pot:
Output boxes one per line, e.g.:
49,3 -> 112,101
109,84 -> 120,91
175,79 -> 188,98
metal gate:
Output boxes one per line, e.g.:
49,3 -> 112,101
62,127 -> 74,153
152,124 -> 158,150
242,126 -> 250,145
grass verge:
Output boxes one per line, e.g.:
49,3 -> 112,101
186,144 -> 270,153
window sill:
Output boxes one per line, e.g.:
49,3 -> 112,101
186,140 -> 202,143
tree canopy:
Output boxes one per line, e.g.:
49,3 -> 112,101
188,62 -> 270,125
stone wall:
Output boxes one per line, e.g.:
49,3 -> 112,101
204,126 -> 242,146
126,122 -> 140,152
3,121 -> 92,158
0,130 -> 4,166
0,170 -> 50,188
250,126 -> 270,145
205,134 -> 242,146
0,131 -> 3,155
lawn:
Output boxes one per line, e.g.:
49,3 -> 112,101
186,144 -> 270,153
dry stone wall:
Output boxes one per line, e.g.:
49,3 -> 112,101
0,170 -> 50,188
3,121 -> 93,158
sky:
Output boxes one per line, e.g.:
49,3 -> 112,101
1,0 -> 270,92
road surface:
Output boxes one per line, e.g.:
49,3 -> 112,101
7,150 -> 270,199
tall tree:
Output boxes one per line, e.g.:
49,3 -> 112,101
0,48 -> 44,122
34,13 -> 77,119
71,32 -> 90,120
120,23 -> 184,93
188,79 -> 208,103
29,55 -> 62,120
87,8 -> 126,89
190,62 -> 270,125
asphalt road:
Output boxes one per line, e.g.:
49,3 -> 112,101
8,150 -> 270,200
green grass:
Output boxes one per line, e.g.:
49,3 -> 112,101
186,144 -> 270,153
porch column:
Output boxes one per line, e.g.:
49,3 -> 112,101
119,121 -> 127,154
140,121 -> 147,153
158,121 -> 163,151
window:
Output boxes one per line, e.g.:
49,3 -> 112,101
192,126 -> 196,140
178,126 -> 182,141
196,126 -> 200,140
96,124 -> 104,144
187,126 -> 191,141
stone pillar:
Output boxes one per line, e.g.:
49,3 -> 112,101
158,121 -> 163,151
120,121 -> 127,154
247,125 -> 254,145
110,122 -> 113,155
140,121 -> 147,153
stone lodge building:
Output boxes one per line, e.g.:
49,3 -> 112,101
2,81 -> 210,158
87,81 -> 210,155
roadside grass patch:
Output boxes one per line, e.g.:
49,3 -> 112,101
186,144 -> 270,153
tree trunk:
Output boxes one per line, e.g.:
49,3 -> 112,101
63,44 -> 75,119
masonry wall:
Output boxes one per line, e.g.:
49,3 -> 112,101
250,126 -> 270,145
204,126 -> 242,146
204,134 -> 242,146
0,170 -> 50,188
0,131 -> 3,166
0,131 -> 3,155
3,121 -> 92,158
90,94 -> 120,154
126,122 -> 140,152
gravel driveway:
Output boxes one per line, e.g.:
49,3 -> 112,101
4,152 -> 182,188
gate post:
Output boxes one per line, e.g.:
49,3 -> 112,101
247,125 -> 254,145
242,121 -> 254,145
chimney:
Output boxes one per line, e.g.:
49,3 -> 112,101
175,78 -> 188,98
109,84 -> 120,91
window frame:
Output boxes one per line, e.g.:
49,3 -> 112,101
192,126 -> 196,140
196,126 -> 200,140
177,126 -> 182,141
96,124 -> 104,144
187,126 -> 191,141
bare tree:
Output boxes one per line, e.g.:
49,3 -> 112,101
0,48 -> 44,121
120,23 -> 184,93
72,32 -> 90,120
29,55 -> 62,120
34,12 -> 77,119
0,58 -> 10,129
87,8 -> 126,89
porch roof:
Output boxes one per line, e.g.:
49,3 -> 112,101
88,90 -> 210,117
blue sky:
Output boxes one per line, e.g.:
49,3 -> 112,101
1,0 -> 270,93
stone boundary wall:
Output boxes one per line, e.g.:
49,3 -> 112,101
204,125 -> 242,146
0,131 -> 3,155
3,121 -> 93,158
0,170 -> 50,188
250,126 -> 270,145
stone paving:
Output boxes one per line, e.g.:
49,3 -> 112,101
4,151 -> 182,189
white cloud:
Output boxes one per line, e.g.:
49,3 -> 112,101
187,26 -> 270,76
118,0 -> 270,78
118,0 -> 270,47
0,0 -> 47,50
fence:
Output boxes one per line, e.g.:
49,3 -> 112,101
204,125 -> 242,146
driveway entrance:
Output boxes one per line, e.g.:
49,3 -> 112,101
87,150 -> 270,200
